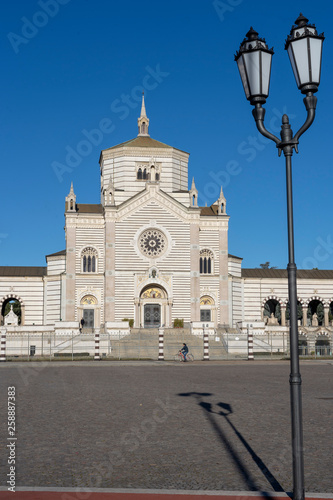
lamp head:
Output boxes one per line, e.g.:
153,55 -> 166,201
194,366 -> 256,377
285,14 -> 324,94
235,28 -> 274,105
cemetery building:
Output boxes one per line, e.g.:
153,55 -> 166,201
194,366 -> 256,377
0,97 -> 332,357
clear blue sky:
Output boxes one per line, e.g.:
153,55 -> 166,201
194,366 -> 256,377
1,0 -> 332,270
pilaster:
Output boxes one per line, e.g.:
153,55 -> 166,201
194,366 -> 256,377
219,229 -> 229,325
105,214 -> 116,322
65,218 -> 76,321
190,223 -> 200,322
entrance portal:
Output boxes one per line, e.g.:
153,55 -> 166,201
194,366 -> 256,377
83,309 -> 94,328
144,304 -> 161,328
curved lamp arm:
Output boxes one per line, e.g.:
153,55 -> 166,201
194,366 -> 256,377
293,94 -> 317,143
252,94 -> 317,156
252,104 -> 280,145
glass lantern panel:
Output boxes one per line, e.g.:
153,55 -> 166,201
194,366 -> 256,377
261,51 -> 272,96
237,56 -> 250,98
244,50 -> 261,96
309,38 -> 323,84
287,44 -> 300,87
290,38 -> 309,86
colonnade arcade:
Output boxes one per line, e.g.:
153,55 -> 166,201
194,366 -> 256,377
262,295 -> 333,327
298,331 -> 332,356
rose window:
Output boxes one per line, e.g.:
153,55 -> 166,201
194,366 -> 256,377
139,229 -> 166,257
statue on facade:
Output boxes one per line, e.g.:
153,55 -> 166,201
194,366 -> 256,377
312,312 -> 318,326
267,312 -> 279,325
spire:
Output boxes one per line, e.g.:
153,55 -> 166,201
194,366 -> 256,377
140,93 -> 147,117
138,92 -> 150,137
65,182 -> 76,212
189,177 -> 198,207
217,186 -> 226,215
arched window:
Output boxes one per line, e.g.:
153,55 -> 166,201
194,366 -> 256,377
137,168 -> 142,180
200,249 -> 214,274
156,172 -> 160,181
263,299 -> 281,325
143,168 -> 147,180
82,247 -> 98,273
307,299 -> 324,326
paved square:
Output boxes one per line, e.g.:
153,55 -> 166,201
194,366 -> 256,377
0,361 -> 332,493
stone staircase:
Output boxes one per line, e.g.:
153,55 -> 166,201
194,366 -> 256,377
108,327 -> 229,360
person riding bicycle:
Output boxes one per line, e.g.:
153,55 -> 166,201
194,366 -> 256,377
180,343 -> 189,362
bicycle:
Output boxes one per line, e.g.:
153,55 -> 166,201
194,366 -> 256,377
174,352 -> 194,362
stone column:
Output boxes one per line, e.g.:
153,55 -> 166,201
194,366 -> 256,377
105,214 -> 116,323
324,306 -> 329,327
302,307 -> 308,327
190,223 -> 200,322
219,228 -> 229,325
65,216 -> 76,321
281,307 -> 286,326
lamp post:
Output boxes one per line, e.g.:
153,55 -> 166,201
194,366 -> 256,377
235,14 -> 324,500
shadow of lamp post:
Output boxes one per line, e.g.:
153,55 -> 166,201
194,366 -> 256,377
234,14 -> 324,500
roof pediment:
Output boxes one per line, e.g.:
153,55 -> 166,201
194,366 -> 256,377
116,185 -> 195,223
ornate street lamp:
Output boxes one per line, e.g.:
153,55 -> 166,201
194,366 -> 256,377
285,14 -> 324,94
235,27 -> 274,105
235,14 -> 324,500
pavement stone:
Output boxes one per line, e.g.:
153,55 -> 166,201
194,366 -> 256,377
0,360 -> 332,493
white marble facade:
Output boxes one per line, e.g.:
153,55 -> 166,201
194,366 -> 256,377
1,98 -> 229,331
1,98 -> 333,346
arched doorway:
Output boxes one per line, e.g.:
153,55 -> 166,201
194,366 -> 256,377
200,295 -> 215,323
139,285 -> 168,328
80,295 -> 98,329
1,296 -> 23,326
315,335 -> 331,356
263,299 -> 281,325
307,299 -> 324,326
